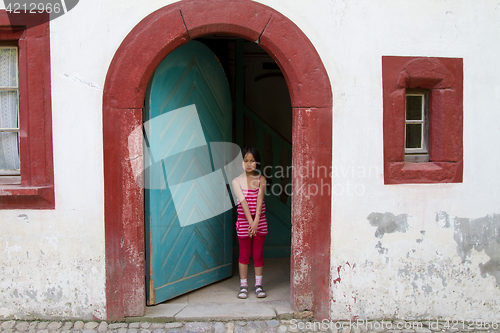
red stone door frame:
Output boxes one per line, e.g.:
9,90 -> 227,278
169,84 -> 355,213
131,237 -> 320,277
102,0 -> 332,321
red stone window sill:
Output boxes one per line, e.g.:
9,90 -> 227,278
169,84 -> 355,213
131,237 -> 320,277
382,56 -> 463,184
0,185 -> 55,209
386,161 -> 463,184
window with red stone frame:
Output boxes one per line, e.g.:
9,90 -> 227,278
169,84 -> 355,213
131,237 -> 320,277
382,56 -> 463,184
0,11 -> 54,209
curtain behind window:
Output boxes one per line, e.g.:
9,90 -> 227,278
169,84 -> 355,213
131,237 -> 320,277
0,47 -> 20,172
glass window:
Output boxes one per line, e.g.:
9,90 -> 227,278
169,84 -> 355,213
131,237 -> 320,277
382,56 -> 463,184
405,91 -> 429,162
0,11 -> 55,208
0,46 -> 20,181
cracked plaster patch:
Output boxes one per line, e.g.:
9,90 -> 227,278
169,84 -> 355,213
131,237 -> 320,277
437,212 -> 500,285
367,212 -> 409,239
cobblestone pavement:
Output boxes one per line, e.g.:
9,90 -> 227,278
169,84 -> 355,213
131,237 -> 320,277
1,319 -> 500,333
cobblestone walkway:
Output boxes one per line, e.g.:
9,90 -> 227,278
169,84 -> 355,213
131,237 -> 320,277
1,319 -> 499,333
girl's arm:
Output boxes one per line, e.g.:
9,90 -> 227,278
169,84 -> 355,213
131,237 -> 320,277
249,176 -> 266,235
232,178 -> 255,237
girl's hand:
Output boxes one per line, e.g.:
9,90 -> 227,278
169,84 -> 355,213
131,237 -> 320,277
249,221 -> 258,236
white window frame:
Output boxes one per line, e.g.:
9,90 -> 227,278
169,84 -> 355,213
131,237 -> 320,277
405,90 -> 429,162
0,45 -> 21,183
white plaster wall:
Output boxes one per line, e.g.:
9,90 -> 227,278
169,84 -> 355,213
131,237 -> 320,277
0,211 -> 105,320
312,0 -> 500,321
0,0 -> 499,321
0,0 -> 108,318
0,0 -> 186,321
256,1 -> 500,320
0,0 -> 166,320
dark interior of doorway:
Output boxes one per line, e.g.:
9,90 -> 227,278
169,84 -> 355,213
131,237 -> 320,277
196,35 -> 293,262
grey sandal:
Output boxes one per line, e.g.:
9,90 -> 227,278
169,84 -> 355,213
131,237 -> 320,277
238,286 -> 248,299
255,285 -> 266,298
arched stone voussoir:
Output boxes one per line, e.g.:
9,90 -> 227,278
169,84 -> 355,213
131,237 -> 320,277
259,14 -> 332,108
180,0 -> 272,41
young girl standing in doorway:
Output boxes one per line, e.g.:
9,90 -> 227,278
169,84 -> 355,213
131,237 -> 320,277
232,147 -> 268,299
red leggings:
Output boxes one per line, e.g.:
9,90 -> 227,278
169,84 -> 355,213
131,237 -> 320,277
238,234 -> 265,267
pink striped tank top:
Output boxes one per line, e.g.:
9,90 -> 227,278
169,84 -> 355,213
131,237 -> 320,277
235,175 -> 268,238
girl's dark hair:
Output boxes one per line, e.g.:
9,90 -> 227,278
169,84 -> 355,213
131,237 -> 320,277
241,146 -> 261,170
241,146 -> 272,184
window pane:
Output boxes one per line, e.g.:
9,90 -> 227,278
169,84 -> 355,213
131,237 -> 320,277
406,124 -> 422,149
0,132 -> 20,170
0,91 -> 19,128
406,95 -> 423,120
0,48 -> 18,87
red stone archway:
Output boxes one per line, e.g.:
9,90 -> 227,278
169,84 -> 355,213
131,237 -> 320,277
103,0 -> 332,321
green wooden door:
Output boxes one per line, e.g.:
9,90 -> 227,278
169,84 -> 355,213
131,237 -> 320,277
144,41 -> 233,305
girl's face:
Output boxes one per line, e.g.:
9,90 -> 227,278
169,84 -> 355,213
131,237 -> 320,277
243,152 -> 257,173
